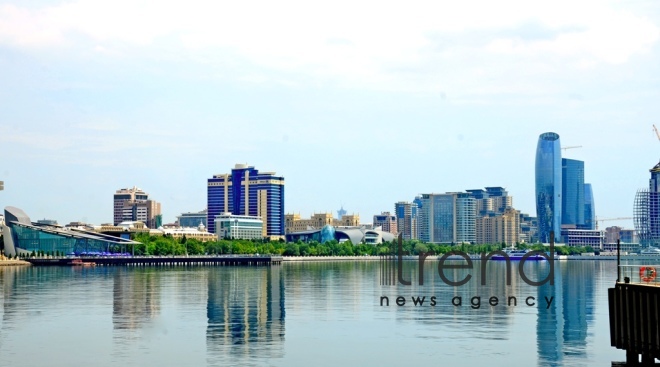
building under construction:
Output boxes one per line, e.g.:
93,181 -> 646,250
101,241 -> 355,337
634,161 -> 660,247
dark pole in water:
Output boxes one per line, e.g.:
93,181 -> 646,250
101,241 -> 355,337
617,239 -> 620,283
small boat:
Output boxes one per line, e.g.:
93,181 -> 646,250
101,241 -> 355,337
489,248 -> 546,261
67,258 -> 96,266
640,247 -> 660,255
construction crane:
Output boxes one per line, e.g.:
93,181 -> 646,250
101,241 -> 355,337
561,145 -> 582,151
653,124 -> 660,141
595,217 -> 633,230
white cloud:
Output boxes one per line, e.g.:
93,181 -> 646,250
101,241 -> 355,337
0,0 -> 658,94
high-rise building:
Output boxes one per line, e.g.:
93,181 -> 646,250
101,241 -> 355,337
562,158 -> 585,227
583,183 -> 595,230
535,132 -> 562,242
418,192 -> 476,244
373,212 -> 397,235
207,164 -> 284,237
634,161 -> 660,247
113,186 -> 161,228
394,201 -> 418,240
476,207 -> 520,246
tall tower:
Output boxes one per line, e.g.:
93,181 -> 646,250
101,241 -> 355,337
583,183 -> 595,230
207,164 -> 285,236
561,158 -> 585,227
535,132 -> 562,242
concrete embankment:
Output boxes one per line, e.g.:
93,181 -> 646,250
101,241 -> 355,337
283,255 -> 660,261
0,259 -> 32,266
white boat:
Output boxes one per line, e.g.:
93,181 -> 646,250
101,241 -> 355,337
640,247 -> 660,255
490,248 -> 547,261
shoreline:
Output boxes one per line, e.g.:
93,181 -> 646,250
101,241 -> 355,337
282,255 -> 660,262
0,259 -> 32,266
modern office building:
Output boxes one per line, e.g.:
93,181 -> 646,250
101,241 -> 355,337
113,186 -> 161,228
535,132 -> 563,243
604,226 -> 638,245
562,158 -> 585,228
394,201 -> 418,240
3,206 -> 139,256
177,209 -> 208,228
373,212 -> 397,235
207,164 -> 284,237
583,184 -> 596,230
418,192 -> 476,244
634,161 -> 660,247
214,213 -> 264,240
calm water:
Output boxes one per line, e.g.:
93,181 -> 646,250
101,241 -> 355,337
0,260 -> 630,366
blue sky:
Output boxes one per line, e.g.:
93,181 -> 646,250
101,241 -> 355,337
1,0 -> 659,228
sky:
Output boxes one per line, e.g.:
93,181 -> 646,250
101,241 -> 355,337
1,0 -> 660,229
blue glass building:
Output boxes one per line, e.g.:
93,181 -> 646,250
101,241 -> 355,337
583,183 -> 595,230
2,206 -> 139,257
207,164 -> 284,236
562,158 -> 585,227
535,132 -> 562,242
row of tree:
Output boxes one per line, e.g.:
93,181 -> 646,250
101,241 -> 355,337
130,233 -> 595,257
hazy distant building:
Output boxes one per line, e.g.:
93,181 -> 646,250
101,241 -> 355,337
336,206 -> 347,220
207,164 -> 284,237
177,209 -> 208,228
373,212 -> 397,235
519,213 -> 539,244
113,186 -> 161,228
605,226 -> 638,244
394,201 -> 418,240
535,132 -> 563,243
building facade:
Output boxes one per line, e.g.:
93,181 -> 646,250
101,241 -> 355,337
562,158 -> 585,228
373,212 -> 397,235
583,184 -> 596,230
214,213 -> 264,240
419,192 -> 476,244
476,207 -> 520,246
394,201 -> 418,240
177,209 -> 208,228
535,132 -> 563,243
284,213 -> 360,233
113,186 -> 161,229
634,161 -> 660,247
207,164 -> 284,237
3,206 -> 139,256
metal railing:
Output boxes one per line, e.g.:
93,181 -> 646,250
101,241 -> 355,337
618,265 -> 660,286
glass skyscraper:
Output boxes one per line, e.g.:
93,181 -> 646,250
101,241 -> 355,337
535,132 -> 562,243
562,158 -> 585,227
583,183 -> 595,230
207,164 -> 285,236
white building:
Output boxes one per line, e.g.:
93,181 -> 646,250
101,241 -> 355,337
215,213 -> 264,240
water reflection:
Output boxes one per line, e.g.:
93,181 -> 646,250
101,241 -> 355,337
206,266 -> 285,365
112,269 -> 160,330
536,261 -> 597,366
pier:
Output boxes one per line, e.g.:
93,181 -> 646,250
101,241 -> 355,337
609,265 -> 660,365
26,255 -> 283,267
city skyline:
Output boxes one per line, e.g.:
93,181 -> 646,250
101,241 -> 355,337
1,1 -> 660,228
